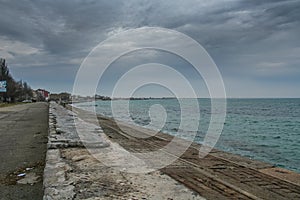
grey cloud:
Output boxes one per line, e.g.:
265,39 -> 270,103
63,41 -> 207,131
2,0 -> 299,54
0,0 -> 299,96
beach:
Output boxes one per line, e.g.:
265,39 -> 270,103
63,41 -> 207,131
2,1 -> 300,199
1,102 -> 299,199
47,102 -> 300,199
74,98 -> 300,173
44,102 -> 204,199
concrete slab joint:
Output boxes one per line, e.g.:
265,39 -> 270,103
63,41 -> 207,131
42,102 -> 206,200
43,102 -> 111,200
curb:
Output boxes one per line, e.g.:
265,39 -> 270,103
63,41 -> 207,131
43,104 -> 75,200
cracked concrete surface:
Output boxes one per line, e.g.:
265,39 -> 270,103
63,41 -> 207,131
43,102 -> 204,200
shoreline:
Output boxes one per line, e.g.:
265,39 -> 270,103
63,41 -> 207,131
71,101 -> 299,174
44,102 -> 205,199
67,103 -> 300,199
3,102 -> 299,199
70,105 -> 300,182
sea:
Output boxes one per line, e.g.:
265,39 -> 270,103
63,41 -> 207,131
74,98 -> 300,173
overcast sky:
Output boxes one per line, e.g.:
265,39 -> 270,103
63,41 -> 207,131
0,0 -> 299,97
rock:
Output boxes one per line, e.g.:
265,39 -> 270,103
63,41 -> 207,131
71,155 -> 88,162
17,172 -> 39,185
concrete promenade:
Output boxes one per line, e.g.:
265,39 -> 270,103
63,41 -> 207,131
0,102 -> 49,200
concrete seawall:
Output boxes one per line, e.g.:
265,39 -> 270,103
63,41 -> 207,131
43,102 -> 204,200
43,102 -> 300,199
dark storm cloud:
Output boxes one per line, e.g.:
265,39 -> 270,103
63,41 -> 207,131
1,0 -> 298,54
1,0 -> 122,54
0,0 -> 299,97
2,0 -> 298,54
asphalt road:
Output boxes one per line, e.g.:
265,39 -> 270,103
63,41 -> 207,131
0,102 -> 48,200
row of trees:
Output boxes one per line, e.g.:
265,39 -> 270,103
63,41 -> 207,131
0,58 -> 33,102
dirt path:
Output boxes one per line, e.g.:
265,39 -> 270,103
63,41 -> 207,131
0,102 -> 48,200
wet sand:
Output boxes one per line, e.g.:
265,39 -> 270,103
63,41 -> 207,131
70,104 -> 300,199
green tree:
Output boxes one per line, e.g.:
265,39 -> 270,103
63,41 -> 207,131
0,58 -> 34,102
0,58 -> 14,101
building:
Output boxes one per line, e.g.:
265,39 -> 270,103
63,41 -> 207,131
36,89 -> 50,101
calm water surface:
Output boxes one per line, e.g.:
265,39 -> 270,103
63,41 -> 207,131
74,98 -> 300,172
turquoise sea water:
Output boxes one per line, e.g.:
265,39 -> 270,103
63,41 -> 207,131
74,98 -> 300,173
